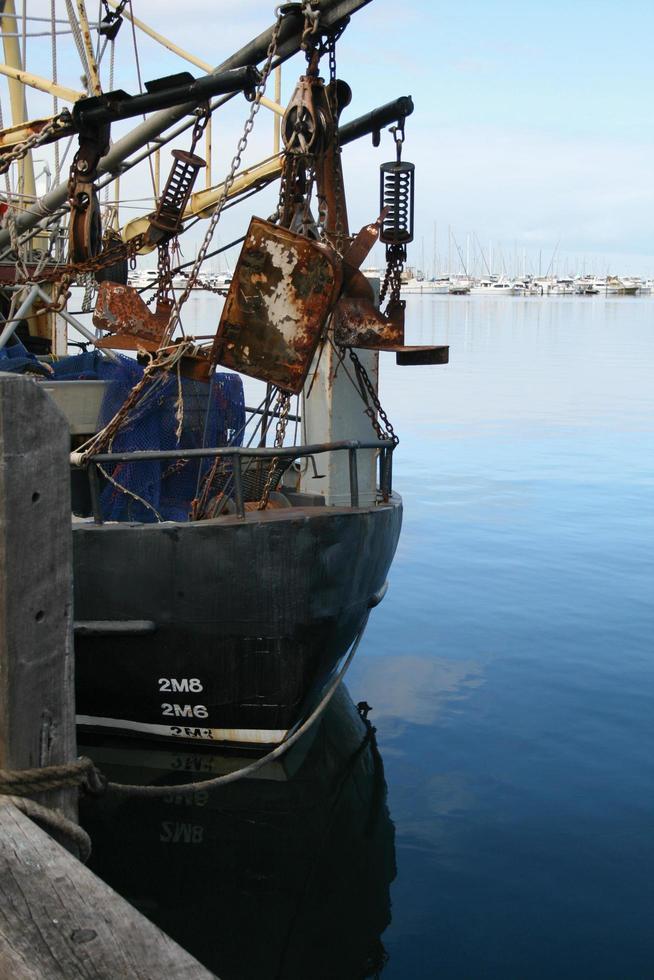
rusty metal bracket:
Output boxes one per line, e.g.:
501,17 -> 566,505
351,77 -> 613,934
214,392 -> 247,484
93,282 -> 172,351
333,210 -> 405,349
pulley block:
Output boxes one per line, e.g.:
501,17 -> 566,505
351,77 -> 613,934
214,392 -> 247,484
69,180 -> 102,263
282,75 -> 332,156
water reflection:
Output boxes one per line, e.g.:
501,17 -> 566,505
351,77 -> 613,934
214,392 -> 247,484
353,655 -> 484,732
80,685 -> 396,980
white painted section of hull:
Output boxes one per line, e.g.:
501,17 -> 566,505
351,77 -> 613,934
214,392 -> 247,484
77,714 -> 287,745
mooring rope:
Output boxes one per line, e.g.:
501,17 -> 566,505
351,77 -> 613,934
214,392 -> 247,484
0,796 -> 92,863
0,756 -> 97,796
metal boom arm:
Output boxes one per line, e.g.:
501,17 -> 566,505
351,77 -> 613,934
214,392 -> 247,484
0,0 -> 373,250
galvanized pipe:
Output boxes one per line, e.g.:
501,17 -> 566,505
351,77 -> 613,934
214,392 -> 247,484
0,284 -> 40,350
87,462 -> 102,523
80,438 -> 394,465
348,447 -> 359,508
33,286 -> 119,362
231,453 -> 245,519
338,95 -> 414,147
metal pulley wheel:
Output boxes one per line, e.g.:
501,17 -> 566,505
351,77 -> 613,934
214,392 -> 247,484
69,183 -> 102,263
282,77 -> 331,155
283,102 -> 318,154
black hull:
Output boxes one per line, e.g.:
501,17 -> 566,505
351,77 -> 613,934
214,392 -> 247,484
79,686 -> 397,979
73,496 -> 402,746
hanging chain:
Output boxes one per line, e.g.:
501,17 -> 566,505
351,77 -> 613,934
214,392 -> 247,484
81,272 -> 96,313
189,105 -> 210,156
380,243 -> 406,308
156,239 -> 174,304
257,389 -> 292,510
325,29 -> 348,254
163,9 -> 283,346
348,348 -> 399,447
300,1 -> 321,52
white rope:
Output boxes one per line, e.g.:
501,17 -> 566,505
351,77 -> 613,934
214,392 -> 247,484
51,0 -> 61,184
64,0 -> 92,89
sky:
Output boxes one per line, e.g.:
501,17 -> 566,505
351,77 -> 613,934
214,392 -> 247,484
3,0 -> 654,275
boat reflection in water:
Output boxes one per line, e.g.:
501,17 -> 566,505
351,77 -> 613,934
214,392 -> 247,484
79,684 -> 396,979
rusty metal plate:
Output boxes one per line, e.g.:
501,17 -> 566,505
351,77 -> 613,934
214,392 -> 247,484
94,282 -> 172,352
211,217 -> 342,394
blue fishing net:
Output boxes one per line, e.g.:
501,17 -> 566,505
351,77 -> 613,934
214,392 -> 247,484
50,351 -> 245,522
0,336 -> 50,375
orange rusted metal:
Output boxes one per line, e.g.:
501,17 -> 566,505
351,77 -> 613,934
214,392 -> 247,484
333,292 -> 405,349
93,282 -> 172,352
334,213 -> 406,350
211,217 -> 343,394
157,344 -> 213,381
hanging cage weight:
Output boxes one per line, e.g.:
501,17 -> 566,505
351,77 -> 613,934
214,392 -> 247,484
379,125 -> 414,246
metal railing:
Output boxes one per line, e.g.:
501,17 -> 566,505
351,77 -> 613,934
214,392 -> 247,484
77,439 -> 395,524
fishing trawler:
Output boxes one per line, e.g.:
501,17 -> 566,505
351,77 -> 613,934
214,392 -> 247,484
0,0 -> 447,750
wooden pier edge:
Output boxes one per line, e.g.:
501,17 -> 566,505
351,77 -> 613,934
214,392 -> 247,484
0,799 -> 217,979
0,373 -> 77,824
0,375 -> 218,979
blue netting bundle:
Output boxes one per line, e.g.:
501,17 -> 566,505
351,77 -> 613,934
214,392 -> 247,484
50,351 -> 245,522
0,336 -> 50,375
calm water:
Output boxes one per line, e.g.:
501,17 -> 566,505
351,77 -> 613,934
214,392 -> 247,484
349,294 -> 654,979
80,294 -> 654,979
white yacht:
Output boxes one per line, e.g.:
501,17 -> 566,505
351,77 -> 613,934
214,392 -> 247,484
448,276 -> 472,295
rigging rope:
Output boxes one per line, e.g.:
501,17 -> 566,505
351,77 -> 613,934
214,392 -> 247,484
127,0 -> 157,200
51,0 -> 61,184
64,0 -> 92,88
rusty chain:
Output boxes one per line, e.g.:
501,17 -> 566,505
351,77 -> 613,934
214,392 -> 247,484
325,28 -> 348,254
348,348 -> 399,447
0,111 -> 71,177
380,243 -> 406,309
188,105 -> 210,155
156,239 -> 174,304
300,1 -> 321,51
257,388 -> 292,510
164,8 -> 283,346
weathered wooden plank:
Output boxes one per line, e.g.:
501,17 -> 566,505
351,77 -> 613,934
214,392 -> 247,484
0,800 -> 217,979
0,374 -> 76,823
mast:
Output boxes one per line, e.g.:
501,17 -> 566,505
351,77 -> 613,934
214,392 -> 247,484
0,0 -> 373,250
0,0 -> 37,202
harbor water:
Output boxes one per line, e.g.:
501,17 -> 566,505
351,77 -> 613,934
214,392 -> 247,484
80,293 -> 654,979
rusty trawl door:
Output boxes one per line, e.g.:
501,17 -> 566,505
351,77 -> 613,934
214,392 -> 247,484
211,217 -> 342,394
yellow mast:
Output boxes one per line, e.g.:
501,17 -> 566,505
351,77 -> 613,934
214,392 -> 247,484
0,0 -> 37,201
0,63 -> 83,103
75,0 -> 102,96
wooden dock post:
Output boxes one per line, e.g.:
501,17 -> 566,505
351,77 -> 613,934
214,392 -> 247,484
0,373 -> 77,823
0,375 -> 218,979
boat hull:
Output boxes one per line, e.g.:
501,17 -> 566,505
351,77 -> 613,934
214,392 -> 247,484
73,496 -> 402,747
